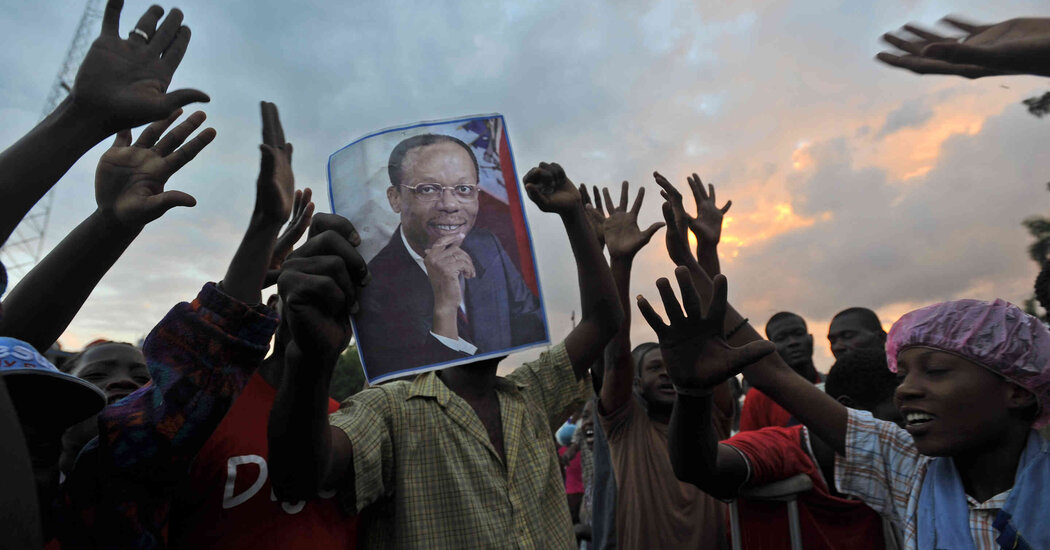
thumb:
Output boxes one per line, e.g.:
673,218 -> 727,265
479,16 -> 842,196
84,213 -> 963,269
163,88 -> 211,112
113,129 -> 132,148
727,340 -> 777,373
641,222 -> 666,241
144,190 -> 197,221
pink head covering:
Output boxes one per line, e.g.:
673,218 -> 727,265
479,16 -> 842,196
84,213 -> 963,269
886,299 -> 1050,428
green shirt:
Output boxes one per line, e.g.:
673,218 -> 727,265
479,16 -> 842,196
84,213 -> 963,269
330,343 -> 587,549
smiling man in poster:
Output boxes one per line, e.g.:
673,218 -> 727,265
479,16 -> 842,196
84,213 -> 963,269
352,128 -> 546,379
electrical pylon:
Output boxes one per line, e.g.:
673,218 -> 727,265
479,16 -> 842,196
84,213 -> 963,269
0,0 -> 103,281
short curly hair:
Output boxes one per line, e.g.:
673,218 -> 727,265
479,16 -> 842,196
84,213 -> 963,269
824,348 -> 897,409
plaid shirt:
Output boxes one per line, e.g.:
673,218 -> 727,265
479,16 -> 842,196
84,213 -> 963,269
57,283 -> 279,549
330,342 -> 588,549
835,408 -> 1007,550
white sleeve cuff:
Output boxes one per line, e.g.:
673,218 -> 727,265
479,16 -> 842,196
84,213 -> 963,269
430,332 -> 478,355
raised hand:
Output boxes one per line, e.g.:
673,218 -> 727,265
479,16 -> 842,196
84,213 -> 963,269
653,173 -> 698,269
278,214 -> 368,360
688,174 -> 731,245
70,1 -> 209,134
95,109 -> 215,228
523,162 -> 583,215
636,268 -> 775,393
255,102 -> 295,225
270,188 -> 315,271
877,17 -> 1050,78
601,181 -> 664,260
579,183 -> 606,248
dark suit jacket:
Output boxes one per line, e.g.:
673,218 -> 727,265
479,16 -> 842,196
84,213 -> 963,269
355,227 -> 546,379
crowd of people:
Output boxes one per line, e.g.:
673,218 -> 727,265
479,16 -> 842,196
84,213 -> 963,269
0,2 -> 1048,549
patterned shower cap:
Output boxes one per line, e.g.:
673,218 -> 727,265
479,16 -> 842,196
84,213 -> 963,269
886,299 -> 1050,428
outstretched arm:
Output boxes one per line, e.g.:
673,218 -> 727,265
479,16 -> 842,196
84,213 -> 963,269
221,102 -> 297,304
523,162 -> 624,379
636,269 -> 774,498
596,181 -> 663,413
0,110 -> 214,351
653,171 -> 852,453
877,17 -> 1050,78
269,214 -> 368,501
0,1 -> 208,248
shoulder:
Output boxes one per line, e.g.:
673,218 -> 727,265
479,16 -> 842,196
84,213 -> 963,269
367,232 -> 410,274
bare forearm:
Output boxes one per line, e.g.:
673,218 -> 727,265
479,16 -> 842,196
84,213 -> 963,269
742,354 -> 848,453
268,342 -> 344,500
222,215 -> 282,305
0,98 -> 110,246
600,255 -> 635,411
0,210 -> 137,350
697,240 -> 720,277
564,206 -> 623,375
669,393 -> 747,499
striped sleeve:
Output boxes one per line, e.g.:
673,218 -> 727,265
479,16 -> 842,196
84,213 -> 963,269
834,408 -> 923,526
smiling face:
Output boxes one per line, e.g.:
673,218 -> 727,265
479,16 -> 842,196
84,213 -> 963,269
636,348 -> 676,408
387,141 -> 480,256
894,347 -> 1036,457
71,343 -> 149,405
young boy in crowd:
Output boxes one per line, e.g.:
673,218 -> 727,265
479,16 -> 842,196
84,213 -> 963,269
59,341 -> 149,477
670,347 -> 903,550
268,162 -> 622,549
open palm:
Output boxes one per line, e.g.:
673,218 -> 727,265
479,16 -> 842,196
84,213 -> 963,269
95,110 -> 214,228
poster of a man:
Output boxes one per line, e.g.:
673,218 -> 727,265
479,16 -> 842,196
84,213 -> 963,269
328,115 -> 549,383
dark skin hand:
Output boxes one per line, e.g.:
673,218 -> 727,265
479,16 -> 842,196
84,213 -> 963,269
522,162 -> 624,376
878,17 -> 1050,78
653,174 -> 851,456
636,270 -> 776,499
579,183 -> 607,249
71,2 -> 210,132
593,181 -> 664,415
0,110 -> 215,351
222,102 -> 298,305
653,171 -> 729,277
0,0 -> 209,248
268,214 -> 368,501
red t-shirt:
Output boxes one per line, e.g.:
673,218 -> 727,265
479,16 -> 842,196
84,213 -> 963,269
738,388 -> 793,431
561,449 -> 584,495
723,425 -> 886,550
170,372 -> 357,549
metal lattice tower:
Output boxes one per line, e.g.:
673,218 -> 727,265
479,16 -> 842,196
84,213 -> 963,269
0,0 -> 103,280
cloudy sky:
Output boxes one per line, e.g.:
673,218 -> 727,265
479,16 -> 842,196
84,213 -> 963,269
1,0 -> 1048,372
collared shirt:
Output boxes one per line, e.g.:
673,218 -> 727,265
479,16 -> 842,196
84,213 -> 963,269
330,342 -> 588,549
400,228 -> 476,355
835,408 -> 1006,550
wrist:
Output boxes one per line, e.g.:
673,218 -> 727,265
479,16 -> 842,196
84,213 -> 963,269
90,208 -> 142,241
54,95 -> 113,144
248,209 -> 286,234
559,203 -> 586,223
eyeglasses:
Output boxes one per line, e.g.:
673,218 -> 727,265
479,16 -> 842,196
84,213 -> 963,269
400,183 -> 479,202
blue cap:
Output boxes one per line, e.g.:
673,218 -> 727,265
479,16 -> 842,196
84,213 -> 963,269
0,337 -> 106,429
